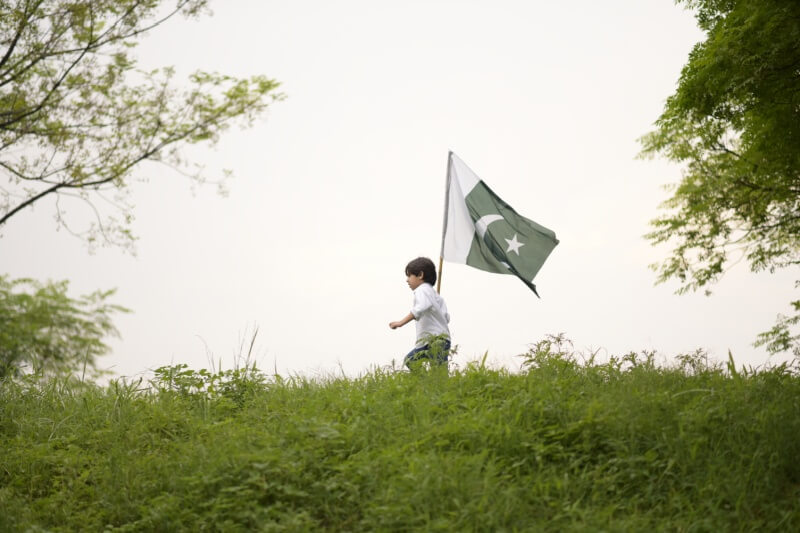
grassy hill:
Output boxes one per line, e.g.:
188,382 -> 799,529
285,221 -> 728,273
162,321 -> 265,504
2,336 -> 799,531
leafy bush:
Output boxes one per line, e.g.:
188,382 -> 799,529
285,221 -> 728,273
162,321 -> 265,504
0,275 -> 126,378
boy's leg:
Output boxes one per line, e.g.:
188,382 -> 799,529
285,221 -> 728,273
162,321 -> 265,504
404,345 -> 429,369
437,339 -> 452,364
428,338 -> 451,365
404,339 -> 451,369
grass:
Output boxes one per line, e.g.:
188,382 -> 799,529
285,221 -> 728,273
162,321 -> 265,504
1,335 -> 799,531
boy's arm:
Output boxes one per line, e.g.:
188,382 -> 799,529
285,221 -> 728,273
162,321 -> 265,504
389,312 -> 415,329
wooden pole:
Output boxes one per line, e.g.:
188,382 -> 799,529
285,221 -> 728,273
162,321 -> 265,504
437,152 -> 453,295
436,255 -> 444,294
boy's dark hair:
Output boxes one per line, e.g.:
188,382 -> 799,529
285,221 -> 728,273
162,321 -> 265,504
405,257 -> 437,286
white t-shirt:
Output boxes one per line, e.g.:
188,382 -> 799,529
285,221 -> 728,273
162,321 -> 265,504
411,283 -> 451,347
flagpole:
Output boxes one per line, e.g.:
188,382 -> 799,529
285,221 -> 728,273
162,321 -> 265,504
437,151 -> 453,294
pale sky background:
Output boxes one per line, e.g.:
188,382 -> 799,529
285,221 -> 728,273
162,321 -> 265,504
2,0 -> 796,379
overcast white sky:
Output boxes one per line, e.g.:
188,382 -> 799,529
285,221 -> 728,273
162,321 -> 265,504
2,0 -> 796,379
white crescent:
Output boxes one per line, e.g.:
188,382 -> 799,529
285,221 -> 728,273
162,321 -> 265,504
474,214 -> 504,239
474,214 -> 511,270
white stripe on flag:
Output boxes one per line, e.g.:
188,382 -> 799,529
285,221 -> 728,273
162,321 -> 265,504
443,152 -> 480,263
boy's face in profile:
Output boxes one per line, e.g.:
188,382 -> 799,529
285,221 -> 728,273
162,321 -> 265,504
406,272 -> 424,290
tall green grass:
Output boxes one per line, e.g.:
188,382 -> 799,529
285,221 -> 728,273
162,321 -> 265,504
1,336 -> 799,531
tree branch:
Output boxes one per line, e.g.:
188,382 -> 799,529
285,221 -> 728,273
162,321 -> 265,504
0,181 -> 64,225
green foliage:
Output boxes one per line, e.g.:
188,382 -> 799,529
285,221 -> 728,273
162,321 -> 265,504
2,337 -> 799,531
0,0 -> 283,249
0,275 -> 126,378
150,362 -> 267,409
639,0 -> 800,355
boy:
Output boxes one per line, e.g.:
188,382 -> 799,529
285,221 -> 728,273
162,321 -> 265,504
389,257 -> 451,368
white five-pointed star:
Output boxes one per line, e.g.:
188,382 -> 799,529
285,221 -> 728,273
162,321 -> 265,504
505,234 -> 524,255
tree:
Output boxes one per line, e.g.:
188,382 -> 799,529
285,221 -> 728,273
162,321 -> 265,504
0,275 -> 126,378
0,0 -> 282,248
639,0 -> 800,355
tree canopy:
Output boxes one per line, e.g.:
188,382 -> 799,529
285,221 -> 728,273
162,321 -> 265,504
0,0 -> 282,248
640,0 -> 800,355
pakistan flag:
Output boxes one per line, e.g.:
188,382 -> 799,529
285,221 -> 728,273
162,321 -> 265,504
441,152 -> 559,296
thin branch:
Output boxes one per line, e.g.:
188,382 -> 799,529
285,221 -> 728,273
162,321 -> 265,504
55,189 -> 120,246
0,0 -> 194,87
0,1 -> 176,122
0,6 -> 72,88
0,41 -> 92,129
93,189 -> 131,212
0,160 -> 38,181
0,0 -> 35,72
152,159 -> 204,181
